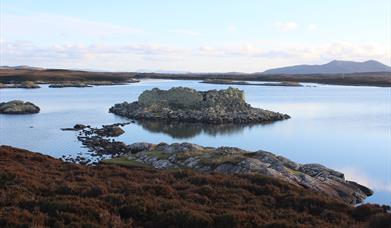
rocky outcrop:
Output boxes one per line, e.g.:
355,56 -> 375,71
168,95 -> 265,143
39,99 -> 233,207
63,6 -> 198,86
0,81 -> 40,89
61,124 -> 88,131
94,124 -> 125,137
63,123 -> 372,204
110,87 -> 290,124
0,100 -> 40,114
61,123 -> 132,161
108,142 -> 373,204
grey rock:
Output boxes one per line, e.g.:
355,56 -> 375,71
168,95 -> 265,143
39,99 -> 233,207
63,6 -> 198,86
128,142 -> 153,153
0,100 -> 40,114
95,125 -> 125,137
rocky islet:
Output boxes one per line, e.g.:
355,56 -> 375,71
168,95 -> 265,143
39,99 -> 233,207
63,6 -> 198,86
110,87 -> 290,124
0,100 -> 40,114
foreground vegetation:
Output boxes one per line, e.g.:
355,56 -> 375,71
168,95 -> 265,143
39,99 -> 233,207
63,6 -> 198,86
0,145 -> 390,227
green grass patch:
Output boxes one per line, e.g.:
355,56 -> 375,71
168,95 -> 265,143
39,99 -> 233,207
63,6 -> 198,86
102,157 -> 147,167
287,168 -> 302,175
146,150 -> 171,160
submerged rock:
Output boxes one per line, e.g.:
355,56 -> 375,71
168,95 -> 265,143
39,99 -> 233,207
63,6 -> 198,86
106,142 -> 373,204
0,100 -> 40,114
110,87 -> 290,124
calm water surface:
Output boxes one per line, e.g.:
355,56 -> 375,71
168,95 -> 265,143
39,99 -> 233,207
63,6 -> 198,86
0,79 -> 390,204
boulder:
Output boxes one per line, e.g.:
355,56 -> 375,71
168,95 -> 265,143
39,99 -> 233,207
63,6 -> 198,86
0,100 -> 40,114
95,125 -> 125,137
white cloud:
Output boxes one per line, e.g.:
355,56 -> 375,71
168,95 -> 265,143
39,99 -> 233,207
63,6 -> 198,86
1,40 -> 389,72
307,24 -> 318,31
274,21 -> 298,31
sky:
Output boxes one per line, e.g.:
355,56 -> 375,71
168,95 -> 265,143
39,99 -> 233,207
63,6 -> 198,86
0,0 -> 390,72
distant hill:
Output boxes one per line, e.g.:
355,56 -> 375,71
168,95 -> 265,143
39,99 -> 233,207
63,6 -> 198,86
0,65 -> 45,70
262,60 -> 391,75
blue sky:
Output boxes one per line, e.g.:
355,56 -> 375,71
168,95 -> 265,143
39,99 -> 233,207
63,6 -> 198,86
1,0 -> 390,72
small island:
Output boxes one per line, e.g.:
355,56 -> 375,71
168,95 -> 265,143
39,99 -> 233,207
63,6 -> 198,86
201,79 -> 303,87
0,81 -> 40,89
110,87 -> 290,124
0,100 -> 40,114
48,79 -> 139,88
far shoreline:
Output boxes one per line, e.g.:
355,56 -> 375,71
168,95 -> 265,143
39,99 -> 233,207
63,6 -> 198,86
0,68 -> 390,87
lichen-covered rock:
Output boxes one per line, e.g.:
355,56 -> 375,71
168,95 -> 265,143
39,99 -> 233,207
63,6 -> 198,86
138,87 -> 203,109
110,87 -> 290,124
0,100 -> 40,114
107,142 -> 373,205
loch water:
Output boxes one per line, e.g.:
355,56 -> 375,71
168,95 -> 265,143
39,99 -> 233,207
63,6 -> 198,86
0,79 -> 390,204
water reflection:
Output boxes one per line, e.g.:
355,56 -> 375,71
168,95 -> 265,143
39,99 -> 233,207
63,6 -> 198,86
136,120 -> 271,139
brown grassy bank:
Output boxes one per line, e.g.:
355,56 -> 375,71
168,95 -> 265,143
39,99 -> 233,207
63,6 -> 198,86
133,72 -> 391,87
1,68 -> 390,86
0,146 -> 390,227
0,69 -> 135,83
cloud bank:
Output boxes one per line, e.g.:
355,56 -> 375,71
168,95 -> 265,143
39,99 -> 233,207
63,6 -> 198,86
1,39 -> 389,72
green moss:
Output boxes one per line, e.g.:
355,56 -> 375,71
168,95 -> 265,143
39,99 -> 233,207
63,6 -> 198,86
146,150 -> 171,160
287,168 -> 302,175
175,150 -> 207,161
102,157 -> 147,167
199,155 -> 244,167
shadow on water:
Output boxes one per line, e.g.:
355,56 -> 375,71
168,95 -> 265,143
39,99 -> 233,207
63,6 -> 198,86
135,120 -> 277,139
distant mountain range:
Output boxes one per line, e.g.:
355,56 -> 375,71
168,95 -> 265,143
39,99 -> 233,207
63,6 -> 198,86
2,60 -> 391,75
262,60 -> 391,75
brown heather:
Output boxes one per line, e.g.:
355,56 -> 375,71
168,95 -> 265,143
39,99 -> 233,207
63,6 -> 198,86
0,146 -> 390,227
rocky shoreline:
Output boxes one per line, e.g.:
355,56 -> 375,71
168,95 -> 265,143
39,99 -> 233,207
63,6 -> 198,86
62,122 -> 372,204
107,142 -> 373,204
110,87 -> 290,124
0,100 -> 40,114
